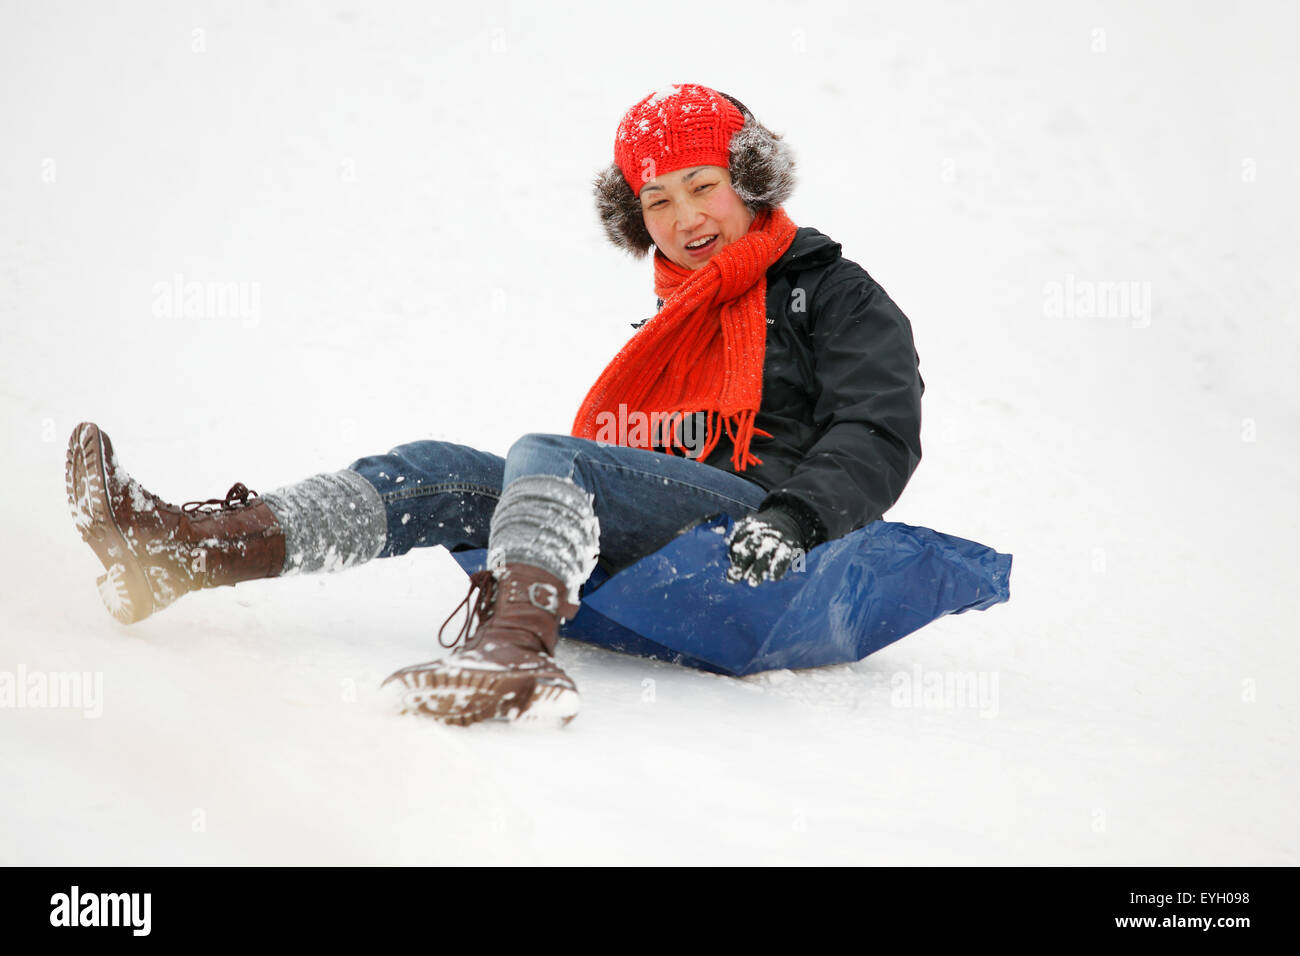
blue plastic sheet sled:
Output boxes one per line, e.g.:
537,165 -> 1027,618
449,512 -> 1012,677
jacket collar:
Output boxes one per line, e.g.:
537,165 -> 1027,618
768,225 -> 842,277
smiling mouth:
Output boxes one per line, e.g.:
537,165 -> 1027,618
684,234 -> 719,254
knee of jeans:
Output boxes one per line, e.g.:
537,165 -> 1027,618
368,441 -> 455,487
507,432 -> 583,457
386,440 -> 434,460
506,432 -> 582,479
372,445 -> 417,479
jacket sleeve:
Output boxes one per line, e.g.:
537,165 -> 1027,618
757,267 -> 924,544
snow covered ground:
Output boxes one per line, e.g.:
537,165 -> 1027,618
2,0 -> 1296,864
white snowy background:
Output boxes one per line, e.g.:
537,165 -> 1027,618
2,0 -> 1296,864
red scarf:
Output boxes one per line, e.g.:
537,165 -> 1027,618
571,206 -> 799,471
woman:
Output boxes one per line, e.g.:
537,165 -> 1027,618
65,83 -> 924,728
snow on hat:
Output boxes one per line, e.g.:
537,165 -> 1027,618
594,83 -> 798,258
613,83 -> 746,195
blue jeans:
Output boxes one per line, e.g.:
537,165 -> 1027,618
346,433 -> 769,576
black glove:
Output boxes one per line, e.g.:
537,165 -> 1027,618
725,505 -> 810,586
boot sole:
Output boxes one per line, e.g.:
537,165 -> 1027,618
66,423 -> 155,624
383,666 -> 579,727
515,682 -> 581,726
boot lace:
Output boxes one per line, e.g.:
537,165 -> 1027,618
438,569 -> 497,650
182,482 -> 259,514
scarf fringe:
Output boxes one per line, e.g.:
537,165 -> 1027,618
654,406 -> 775,470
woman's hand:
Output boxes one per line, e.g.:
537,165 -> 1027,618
725,507 -> 808,586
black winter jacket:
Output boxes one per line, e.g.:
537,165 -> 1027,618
636,226 -> 924,547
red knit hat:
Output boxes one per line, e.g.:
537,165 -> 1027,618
614,83 -> 747,196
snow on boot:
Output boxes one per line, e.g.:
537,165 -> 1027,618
65,422 -> 285,624
381,563 -> 582,727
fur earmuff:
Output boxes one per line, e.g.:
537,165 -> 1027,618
592,103 -> 798,258
593,162 -> 655,258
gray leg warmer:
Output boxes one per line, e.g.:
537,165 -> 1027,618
486,475 -> 600,605
260,469 -> 387,575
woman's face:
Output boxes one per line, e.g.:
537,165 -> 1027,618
639,165 -> 755,270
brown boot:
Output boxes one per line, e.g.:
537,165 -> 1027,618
382,563 -> 581,727
65,422 -> 285,624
